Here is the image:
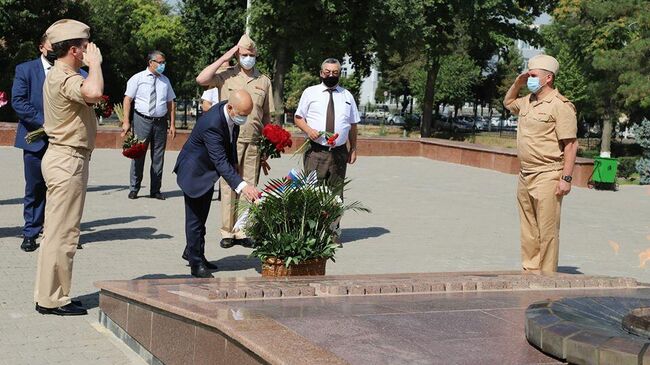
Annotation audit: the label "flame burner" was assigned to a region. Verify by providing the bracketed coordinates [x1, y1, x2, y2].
[622, 307, 650, 338]
[525, 296, 650, 365]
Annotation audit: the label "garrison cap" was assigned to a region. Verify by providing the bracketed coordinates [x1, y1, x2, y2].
[528, 54, 559, 75]
[237, 33, 256, 51]
[46, 19, 90, 44]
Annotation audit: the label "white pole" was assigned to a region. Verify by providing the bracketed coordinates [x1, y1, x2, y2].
[245, 0, 252, 34]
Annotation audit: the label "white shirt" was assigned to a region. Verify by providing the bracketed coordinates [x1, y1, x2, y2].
[201, 87, 219, 108]
[124, 69, 176, 118]
[40, 55, 52, 76]
[295, 83, 360, 147]
[222, 104, 247, 194]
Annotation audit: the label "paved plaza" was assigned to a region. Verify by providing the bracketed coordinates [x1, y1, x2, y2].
[0, 146, 649, 364]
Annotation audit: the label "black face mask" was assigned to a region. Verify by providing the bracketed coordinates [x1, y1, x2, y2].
[322, 76, 339, 88]
[45, 51, 57, 65]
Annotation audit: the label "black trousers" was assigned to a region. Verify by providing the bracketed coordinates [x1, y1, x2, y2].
[183, 188, 213, 266]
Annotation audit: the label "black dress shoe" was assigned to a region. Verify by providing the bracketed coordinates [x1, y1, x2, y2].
[20, 237, 39, 252]
[36, 303, 87, 316]
[128, 191, 138, 199]
[77, 243, 83, 249]
[220, 238, 235, 248]
[191, 263, 214, 278]
[150, 192, 165, 200]
[235, 238, 256, 248]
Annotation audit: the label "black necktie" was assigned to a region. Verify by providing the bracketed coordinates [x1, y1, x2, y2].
[326, 89, 335, 133]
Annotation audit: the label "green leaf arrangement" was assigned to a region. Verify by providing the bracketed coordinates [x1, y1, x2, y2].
[245, 171, 370, 267]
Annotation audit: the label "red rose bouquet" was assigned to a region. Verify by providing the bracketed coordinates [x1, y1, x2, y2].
[259, 124, 292, 175]
[94, 95, 113, 118]
[261, 124, 292, 158]
[122, 132, 148, 159]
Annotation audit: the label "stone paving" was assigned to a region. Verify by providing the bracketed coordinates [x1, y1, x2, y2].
[0, 146, 649, 364]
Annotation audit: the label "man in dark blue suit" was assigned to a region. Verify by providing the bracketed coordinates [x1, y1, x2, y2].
[174, 90, 260, 278]
[11, 35, 58, 252]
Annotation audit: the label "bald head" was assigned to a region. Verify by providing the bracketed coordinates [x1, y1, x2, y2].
[227, 90, 253, 123]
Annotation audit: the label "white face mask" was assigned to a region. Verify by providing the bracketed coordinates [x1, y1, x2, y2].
[239, 55, 256, 70]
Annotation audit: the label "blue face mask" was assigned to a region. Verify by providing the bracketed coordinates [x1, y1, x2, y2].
[233, 115, 247, 125]
[155, 63, 165, 74]
[527, 76, 542, 94]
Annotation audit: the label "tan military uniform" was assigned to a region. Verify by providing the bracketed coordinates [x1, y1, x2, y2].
[34, 60, 96, 308]
[214, 65, 274, 238]
[506, 88, 577, 272]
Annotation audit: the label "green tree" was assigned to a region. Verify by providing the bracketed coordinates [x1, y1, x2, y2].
[433, 53, 481, 116]
[0, 0, 88, 120]
[179, 0, 247, 87]
[87, 0, 192, 102]
[543, 0, 648, 153]
[372, 0, 552, 137]
[248, 0, 374, 115]
[283, 65, 318, 111]
[493, 43, 524, 117]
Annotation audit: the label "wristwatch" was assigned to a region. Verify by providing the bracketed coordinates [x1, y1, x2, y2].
[561, 175, 572, 183]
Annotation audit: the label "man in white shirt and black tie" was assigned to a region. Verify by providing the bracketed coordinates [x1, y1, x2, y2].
[294, 58, 360, 244]
[121, 50, 176, 200]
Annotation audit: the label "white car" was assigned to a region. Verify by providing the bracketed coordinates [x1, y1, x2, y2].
[387, 115, 405, 125]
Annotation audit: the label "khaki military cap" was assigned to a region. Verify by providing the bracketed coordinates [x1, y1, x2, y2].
[237, 33, 256, 51]
[528, 54, 559, 74]
[46, 19, 90, 44]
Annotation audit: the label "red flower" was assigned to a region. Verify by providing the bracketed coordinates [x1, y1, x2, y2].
[260, 124, 293, 162]
[0, 91, 8, 108]
[326, 133, 339, 146]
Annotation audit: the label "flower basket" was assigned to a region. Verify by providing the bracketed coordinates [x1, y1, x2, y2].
[244, 170, 369, 277]
[261, 257, 327, 277]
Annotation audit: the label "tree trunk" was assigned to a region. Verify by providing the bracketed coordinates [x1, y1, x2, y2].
[600, 113, 613, 154]
[271, 43, 289, 123]
[420, 58, 440, 138]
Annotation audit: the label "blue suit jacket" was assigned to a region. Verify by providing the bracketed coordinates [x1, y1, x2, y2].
[11, 58, 87, 152]
[174, 101, 244, 198]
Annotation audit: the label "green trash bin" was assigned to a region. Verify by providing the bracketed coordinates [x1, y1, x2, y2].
[592, 157, 618, 184]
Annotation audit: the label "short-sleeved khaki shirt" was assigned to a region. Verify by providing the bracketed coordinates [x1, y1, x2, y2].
[506, 89, 577, 173]
[213, 66, 274, 143]
[43, 61, 97, 151]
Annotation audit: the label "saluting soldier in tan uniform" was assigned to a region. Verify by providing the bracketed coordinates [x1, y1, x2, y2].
[34, 19, 104, 316]
[503, 54, 579, 273]
[196, 34, 274, 249]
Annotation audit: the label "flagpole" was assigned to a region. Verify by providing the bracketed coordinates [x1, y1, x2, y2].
[246, 0, 252, 34]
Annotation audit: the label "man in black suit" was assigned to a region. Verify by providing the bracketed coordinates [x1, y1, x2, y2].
[174, 90, 260, 278]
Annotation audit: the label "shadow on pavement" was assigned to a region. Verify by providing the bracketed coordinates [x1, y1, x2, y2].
[558, 266, 584, 274]
[341, 226, 390, 244]
[76, 291, 100, 310]
[135, 273, 195, 280]
[164, 189, 184, 199]
[79, 227, 173, 245]
[213, 254, 262, 273]
[0, 226, 22, 239]
[87, 184, 129, 193]
[81, 215, 155, 231]
[0, 197, 23, 205]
